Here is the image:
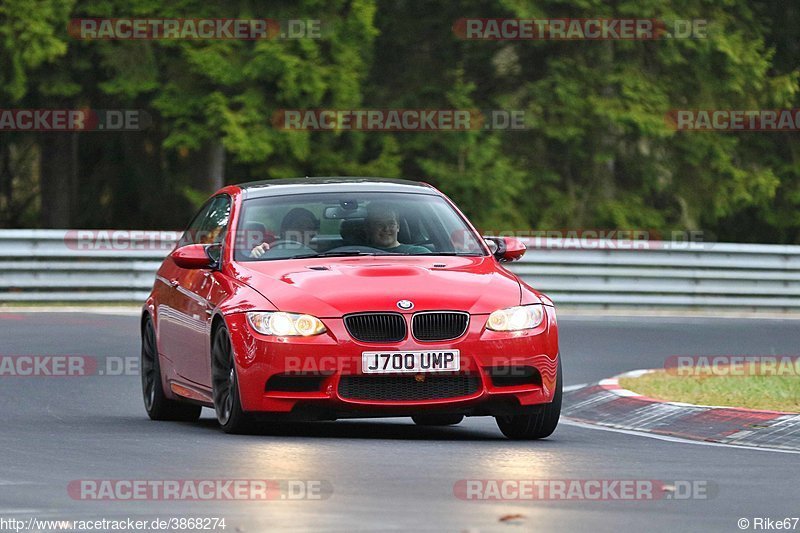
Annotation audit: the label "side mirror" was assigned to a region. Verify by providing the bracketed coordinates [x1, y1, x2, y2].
[171, 244, 220, 269]
[484, 236, 526, 262]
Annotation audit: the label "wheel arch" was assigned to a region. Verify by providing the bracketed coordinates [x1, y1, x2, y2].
[211, 312, 227, 340]
[141, 309, 152, 332]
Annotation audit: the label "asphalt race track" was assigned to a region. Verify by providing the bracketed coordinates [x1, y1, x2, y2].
[1, 312, 798, 532]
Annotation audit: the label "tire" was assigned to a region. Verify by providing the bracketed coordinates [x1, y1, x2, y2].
[211, 323, 254, 434]
[412, 414, 464, 426]
[141, 317, 202, 422]
[495, 358, 562, 440]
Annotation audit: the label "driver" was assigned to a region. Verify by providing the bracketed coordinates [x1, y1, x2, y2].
[364, 203, 430, 254]
[250, 208, 319, 258]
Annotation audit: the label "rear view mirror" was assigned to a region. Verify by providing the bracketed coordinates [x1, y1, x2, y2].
[324, 205, 367, 219]
[484, 236, 526, 262]
[171, 244, 219, 269]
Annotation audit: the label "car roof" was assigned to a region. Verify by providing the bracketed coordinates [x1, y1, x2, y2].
[236, 177, 438, 199]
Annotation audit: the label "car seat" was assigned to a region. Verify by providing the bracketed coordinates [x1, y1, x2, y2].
[340, 219, 367, 245]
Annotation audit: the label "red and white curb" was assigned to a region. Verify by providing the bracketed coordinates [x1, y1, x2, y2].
[563, 369, 800, 452]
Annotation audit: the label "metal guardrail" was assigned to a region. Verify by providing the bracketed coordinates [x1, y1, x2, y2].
[0, 230, 173, 302]
[1, 230, 799, 310]
[514, 240, 800, 309]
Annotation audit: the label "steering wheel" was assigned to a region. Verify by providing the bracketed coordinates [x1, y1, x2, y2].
[250, 239, 315, 259]
[268, 239, 308, 249]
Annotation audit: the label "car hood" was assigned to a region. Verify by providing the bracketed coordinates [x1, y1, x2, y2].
[230, 256, 531, 317]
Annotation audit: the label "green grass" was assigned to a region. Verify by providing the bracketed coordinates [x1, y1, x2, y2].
[619, 370, 800, 413]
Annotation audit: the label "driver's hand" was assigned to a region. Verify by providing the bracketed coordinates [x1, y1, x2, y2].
[250, 242, 270, 258]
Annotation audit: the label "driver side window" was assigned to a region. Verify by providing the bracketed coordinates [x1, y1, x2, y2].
[178, 195, 232, 247]
[179, 200, 215, 247]
[198, 196, 232, 245]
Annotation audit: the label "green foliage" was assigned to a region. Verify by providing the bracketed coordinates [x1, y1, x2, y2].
[0, 0, 74, 102]
[1, 0, 799, 242]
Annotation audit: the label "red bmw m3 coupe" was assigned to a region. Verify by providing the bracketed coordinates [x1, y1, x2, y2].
[141, 178, 561, 439]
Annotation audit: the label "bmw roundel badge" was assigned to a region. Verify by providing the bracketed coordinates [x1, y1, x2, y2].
[397, 300, 414, 310]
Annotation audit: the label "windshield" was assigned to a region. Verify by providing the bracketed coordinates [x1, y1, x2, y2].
[233, 191, 486, 261]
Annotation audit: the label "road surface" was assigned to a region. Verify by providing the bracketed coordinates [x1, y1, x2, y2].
[0, 312, 797, 532]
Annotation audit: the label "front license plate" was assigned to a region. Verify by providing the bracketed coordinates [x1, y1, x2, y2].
[361, 350, 460, 374]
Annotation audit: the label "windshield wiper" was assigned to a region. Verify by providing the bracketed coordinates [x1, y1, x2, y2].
[405, 252, 482, 256]
[317, 251, 378, 257]
[286, 251, 379, 259]
[443, 252, 482, 256]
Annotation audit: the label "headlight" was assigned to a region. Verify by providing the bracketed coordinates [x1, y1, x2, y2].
[246, 312, 327, 336]
[486, 305, 544, 331]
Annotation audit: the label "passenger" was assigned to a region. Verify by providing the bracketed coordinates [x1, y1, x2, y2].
[250, 208, 319, 258]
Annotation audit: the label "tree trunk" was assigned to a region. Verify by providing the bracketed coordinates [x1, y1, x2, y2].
[207, 138, 225, 192]
[188, 138, 226, 195]
[39, 133, 78, 228]
[0, 137, 11, 224]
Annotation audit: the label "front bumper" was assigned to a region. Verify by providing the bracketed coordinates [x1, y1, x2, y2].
[224, 307, 559, 418]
